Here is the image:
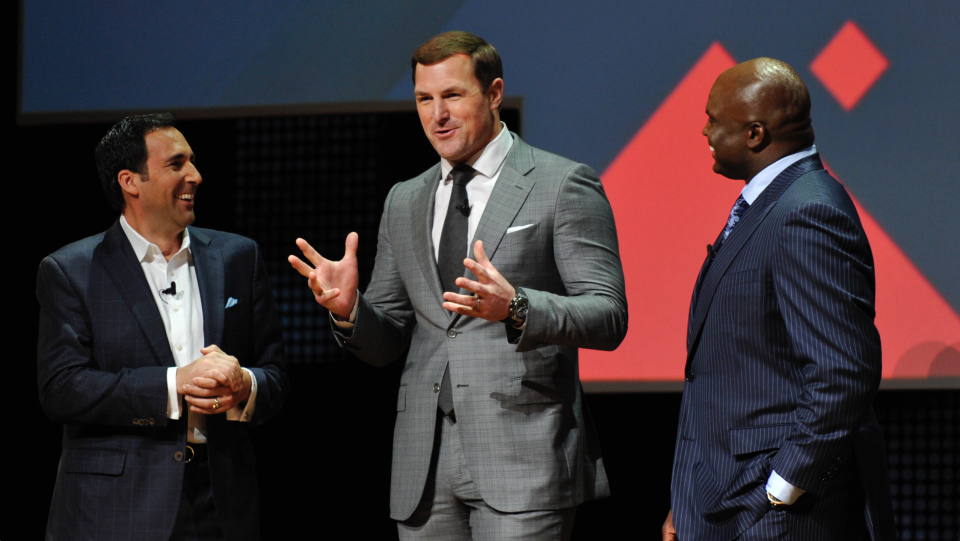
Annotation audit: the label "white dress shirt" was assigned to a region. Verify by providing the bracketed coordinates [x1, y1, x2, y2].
[738, 145, 817, 505]
[336, 122, 514, 327]
[119, 216, 257, 443]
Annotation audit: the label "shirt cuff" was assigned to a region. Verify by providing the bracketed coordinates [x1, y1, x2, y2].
[766, 470, 805, 505]
[166, 367, 182, 420]
[226, 368, 258, 422]
[331, 294, 360, 329]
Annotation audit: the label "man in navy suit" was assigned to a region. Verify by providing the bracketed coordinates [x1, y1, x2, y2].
[37, 114, 288, 540]
[662, 59, 896, 540]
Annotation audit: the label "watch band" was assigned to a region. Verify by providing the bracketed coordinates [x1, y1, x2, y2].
[767, 491, 789, 508]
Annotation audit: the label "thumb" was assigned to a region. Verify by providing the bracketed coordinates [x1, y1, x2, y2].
[344, 232, 359, 261]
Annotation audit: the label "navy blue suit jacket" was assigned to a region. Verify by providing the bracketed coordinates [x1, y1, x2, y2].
[671, 155, 897, 540]
[37, 221, 288, 541]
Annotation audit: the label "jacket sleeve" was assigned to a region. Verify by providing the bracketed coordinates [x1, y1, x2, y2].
[243, 241, 290, 425]
[769, 201, 882, 494]
[514, 163, 628, 352]
[36, 256, 170, 427]
[333, 183, 416, 366]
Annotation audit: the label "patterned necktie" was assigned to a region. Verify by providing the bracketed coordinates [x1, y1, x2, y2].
[436, 164, 475, 416]
[720, 195, 750, 243]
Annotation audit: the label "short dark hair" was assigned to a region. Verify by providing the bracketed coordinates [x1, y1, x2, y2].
[95, 113, 177, 212]
[411, 31, 503, 90]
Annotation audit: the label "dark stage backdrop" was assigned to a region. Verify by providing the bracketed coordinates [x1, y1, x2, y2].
[18, 1, 960, 389]
[12, 108, 957, 540]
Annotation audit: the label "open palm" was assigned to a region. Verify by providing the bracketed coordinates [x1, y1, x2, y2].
[288, 233, 359, 319]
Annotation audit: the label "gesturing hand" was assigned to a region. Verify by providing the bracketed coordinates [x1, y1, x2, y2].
[288, 233, 360, 319]
[442, 240, 516, 322]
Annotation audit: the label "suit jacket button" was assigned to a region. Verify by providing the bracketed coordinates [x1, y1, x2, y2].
[433, 383, 441, 392]
[148, 418, 155, 425]
[447, 329, 457, 339]
[174, 452, 184, 462]
[685, 375, 695, 382]
[133, 418, 139, 425]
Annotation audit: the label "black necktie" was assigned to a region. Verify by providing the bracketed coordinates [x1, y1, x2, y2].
[436, 164, 474, 416]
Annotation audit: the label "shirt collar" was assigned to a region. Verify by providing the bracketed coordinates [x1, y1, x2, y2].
[119, 215, 191, 262]
[440, 121, 513, 181]
[740, 145, 817, 205]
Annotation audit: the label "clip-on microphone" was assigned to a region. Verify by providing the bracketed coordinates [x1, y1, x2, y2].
[455, 203, 471, 217]
[160, 281, 177, 297]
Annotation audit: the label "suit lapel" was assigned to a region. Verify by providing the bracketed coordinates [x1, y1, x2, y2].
[412, 164, 446, 307]
[189, 227, 224, 348]
[469, 134, 537, 264]
[685, 155, 825, 367]
[97, 221, 176, 367]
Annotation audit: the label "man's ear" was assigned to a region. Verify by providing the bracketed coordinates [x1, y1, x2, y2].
[117, 170, 140, 198]
[745, 122, 768, 151]
[487, 78, 504, 112]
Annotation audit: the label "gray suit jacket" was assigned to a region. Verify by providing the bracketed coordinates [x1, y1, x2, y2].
[335, 133, 627, 519]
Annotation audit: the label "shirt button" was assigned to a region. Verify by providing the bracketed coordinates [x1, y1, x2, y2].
[174, 452, 184, 462]
[177, 345, 183, 351]
[446, 329, 458, 339]
[169, 271, 174, 276]
[433, 383, 441, 392]
[173, 306, 180, 312]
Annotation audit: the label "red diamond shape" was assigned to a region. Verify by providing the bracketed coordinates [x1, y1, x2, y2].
[810, 21, 889, 111]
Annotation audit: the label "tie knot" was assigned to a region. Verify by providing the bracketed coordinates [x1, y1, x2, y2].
[450, 164, 475, 187]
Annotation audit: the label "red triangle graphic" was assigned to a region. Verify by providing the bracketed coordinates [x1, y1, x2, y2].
[581, 43, 960, 383]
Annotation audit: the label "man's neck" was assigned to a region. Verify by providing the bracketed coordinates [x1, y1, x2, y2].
[122, 210, 184, 261]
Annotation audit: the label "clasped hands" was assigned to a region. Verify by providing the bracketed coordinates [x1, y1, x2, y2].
[176, 344, 251, 414]
[288, 233, 516, 322]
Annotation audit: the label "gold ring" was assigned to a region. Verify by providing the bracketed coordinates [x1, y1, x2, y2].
[212, 397, 220, 410]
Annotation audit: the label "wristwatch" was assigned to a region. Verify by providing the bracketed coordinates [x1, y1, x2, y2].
[766, 491, 789, 508]
[503, 290, 529, 326]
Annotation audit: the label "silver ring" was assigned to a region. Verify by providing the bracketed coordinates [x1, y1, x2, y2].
[476, 297, 482, 309]
[212, 397, 220, 410]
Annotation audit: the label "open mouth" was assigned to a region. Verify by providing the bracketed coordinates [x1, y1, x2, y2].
[177, 193, 194, 202]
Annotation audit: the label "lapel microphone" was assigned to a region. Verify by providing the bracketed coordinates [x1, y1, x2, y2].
[455, 203, 471, 217]
[160, 281, 177, 296]
[707, 244, 717, 261]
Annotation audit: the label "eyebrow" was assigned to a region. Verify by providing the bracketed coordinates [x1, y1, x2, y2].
[165, 152, 196, 165]
[415, 85, 467, 96]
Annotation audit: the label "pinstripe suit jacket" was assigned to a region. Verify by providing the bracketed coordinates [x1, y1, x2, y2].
[671, 155, 897, 540]
[334, 133, 627, 520]
[37, 222, 288, 541]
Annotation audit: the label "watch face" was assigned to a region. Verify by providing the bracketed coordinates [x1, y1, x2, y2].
[515, 297, 529, 318]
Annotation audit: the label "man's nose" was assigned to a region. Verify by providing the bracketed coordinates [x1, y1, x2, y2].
[702, 123, 709, 137]
[433, 100, 449, 123]
[186, 163, 202, 185]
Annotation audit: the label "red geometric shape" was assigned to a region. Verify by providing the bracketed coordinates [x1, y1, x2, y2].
[580, 42, 739, 383]
[580, 43, 960, 385]
[810, 21, 889, 111]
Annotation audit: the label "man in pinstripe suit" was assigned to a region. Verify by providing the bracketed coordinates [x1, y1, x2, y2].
[290, 32, 626, 539]
[37, 114, 288, 540]
[662, 59, 896, 540]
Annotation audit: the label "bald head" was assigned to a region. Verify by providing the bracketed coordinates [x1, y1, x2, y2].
[703, 58, 815, 181]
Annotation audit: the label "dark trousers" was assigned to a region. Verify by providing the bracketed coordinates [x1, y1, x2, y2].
[171, 444, 224, 541]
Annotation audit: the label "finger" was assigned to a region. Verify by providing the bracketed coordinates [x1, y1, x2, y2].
[288, 255, 315, 277]
[314, 288, 341, 305]
[200, 368, 236, 390]
[202, 344, 224, 355]
[343, 232, 359, 260]
[463, 258, 492, 283]
[473, 240, 491, 267]
[182, 384, 219, 397]
[190, 377, 222, 389]
[442, 301, 483, 317]
[307, 272, 334, 296]
[442, 292, 482, 308]
[454, 277, 486, 296]
[296, 238, 327, 267]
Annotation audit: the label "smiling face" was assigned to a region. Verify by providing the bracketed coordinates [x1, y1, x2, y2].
[414, 54, 503, 164]
[127, 127, 202, 235]
[702, 75, 755, 181]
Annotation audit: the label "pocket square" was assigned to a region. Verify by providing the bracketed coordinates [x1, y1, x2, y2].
[225, 297, 239, 309]
[506, 223, 535, 234]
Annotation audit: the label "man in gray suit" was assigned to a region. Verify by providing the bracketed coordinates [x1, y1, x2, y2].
[290, 31, 627, 539]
